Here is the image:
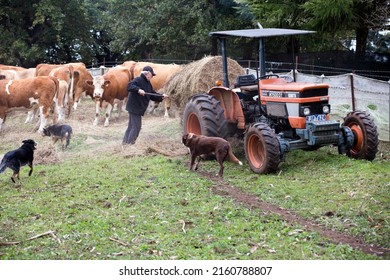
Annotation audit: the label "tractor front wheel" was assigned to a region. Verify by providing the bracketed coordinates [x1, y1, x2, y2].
[342, 111, 379, 161]
[182, 94, 228, 138]
[244, 123, 281, 174]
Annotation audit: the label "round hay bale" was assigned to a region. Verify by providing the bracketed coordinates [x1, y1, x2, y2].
[162, 56, 245, 112]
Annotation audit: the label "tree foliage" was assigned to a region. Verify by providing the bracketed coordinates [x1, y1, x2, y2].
[108, 0, 253, 61]
[0, 0, 388, 66]
[236, 0, 390, 55]
[0, 0, 97, 66]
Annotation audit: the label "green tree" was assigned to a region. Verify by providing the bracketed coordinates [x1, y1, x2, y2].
[0, 0, 98, 66]
[303, 0, 389, 56]
[0, 0, 255, 65]
[235, 0, 390, 56]
[109, 0, 253, 61]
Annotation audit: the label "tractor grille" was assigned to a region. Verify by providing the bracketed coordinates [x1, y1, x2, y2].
[267, 102, 287, 118]
[301, 88, 328, 98]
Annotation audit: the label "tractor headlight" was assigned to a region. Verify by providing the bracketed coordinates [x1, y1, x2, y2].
[303, 107, 311, 116]
[322, 105, 330, 114]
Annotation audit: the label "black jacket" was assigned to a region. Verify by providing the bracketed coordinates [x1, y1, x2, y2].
[126, 74, 163, 116]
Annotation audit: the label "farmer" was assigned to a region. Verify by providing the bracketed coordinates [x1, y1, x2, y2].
[123, 66, 168, 145]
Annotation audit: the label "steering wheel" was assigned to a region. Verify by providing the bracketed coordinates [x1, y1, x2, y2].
[279, 75, 294, 82]
[259, 74, 279, 79]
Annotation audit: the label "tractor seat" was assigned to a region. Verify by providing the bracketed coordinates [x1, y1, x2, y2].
[234, 74, 258, 93]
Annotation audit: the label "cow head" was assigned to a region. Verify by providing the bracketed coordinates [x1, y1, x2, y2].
[92, 76, 110, 99]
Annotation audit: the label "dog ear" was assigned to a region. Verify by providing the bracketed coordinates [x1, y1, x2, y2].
[182, 134, 190, 144]
[43, 127, 50, 136]
[22, 139, 35, 145]
[185, 135, 194, 146]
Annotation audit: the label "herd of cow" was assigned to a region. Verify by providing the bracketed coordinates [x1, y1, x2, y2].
[0, 61, 183, 133]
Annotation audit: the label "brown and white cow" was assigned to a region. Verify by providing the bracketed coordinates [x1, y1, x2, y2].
[36, 63, 74, 119]
[48, 65, 75, 121]
[69, 63, 95, 110]
[0, 64, 26, 71]
[36, 62, 94, 112]
[0, 76, 59, 133]
[90, 66, 131, 126]
[121, 61, 183, 118]
[0, 68, 36, 80]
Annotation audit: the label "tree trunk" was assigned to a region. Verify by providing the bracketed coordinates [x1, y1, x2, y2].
[210, 37, 218, 56]
[355, 26, 369, 58]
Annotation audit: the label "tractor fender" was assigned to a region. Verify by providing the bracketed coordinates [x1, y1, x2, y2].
[208, 86, 245, 129]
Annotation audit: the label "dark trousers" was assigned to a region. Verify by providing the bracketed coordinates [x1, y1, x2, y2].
[123, 113, 142, 144]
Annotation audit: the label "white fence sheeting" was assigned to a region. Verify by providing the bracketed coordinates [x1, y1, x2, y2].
[297, 72, 389, 142]
[89, 66, 109, 76]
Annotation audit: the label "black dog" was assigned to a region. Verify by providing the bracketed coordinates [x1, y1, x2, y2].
[0, 139, 37, 183]
[43, 124, 73, 150]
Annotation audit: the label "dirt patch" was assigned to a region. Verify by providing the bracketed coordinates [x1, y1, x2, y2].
[199, 172, 390, 258]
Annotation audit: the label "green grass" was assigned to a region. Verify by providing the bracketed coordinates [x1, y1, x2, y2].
[1, 146, 388, 260]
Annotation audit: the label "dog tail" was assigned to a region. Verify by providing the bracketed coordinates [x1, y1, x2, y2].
[228, 147, 243, 165]
[0, 158, 7, 174]
[65, 132, 71, 147]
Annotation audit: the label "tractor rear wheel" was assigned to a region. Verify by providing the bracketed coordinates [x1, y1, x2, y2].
[244, 123, 281, 174]
[342, 111, 378, 161]
[182, 94, 228, 138]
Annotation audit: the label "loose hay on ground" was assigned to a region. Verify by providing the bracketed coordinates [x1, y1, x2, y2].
[1, 99, 187, 164]
[34, 145, 61, 165]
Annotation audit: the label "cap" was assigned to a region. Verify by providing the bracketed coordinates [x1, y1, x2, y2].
[143, 66, 156, 76]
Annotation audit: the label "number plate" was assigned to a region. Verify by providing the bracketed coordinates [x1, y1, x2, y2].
[306, 114, 326, 122]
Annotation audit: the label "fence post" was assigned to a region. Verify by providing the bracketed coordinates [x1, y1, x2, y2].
[350, 73, 356, 111]
[100, 66, 106, 75]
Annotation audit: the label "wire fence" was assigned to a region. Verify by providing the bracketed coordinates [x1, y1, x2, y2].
[88, 58, 390, 81]
[264, 61, 390, 81]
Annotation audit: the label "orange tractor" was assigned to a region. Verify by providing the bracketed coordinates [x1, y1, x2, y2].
[182, 28, 379, 174]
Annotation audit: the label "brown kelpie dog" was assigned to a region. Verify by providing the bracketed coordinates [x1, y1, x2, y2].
[182, 133, 243, 177]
